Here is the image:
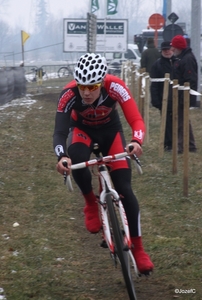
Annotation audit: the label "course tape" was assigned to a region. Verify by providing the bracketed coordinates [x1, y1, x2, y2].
[121, 64, 201, 96]
[150, 77, 201, 96]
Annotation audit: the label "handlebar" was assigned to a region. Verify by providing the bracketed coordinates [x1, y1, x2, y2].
[62, 149, 143, 192]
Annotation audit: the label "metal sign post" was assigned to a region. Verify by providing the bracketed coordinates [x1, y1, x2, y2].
[87, 13, 97, 53]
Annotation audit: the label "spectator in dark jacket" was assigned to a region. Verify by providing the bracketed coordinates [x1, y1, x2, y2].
[171, 35, 197, 153]
[150, 41, 176, 151]
[140, 38, 161, 75]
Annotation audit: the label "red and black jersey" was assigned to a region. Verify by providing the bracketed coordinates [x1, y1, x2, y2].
[53, 74, 145, 159]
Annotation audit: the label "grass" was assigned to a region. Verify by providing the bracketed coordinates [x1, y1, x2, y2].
[0, 85, 202, 300]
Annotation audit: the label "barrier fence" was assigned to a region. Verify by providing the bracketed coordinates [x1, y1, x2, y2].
[121, 61, 202, 197]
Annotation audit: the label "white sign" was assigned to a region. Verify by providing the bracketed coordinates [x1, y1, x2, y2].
[63, 18, 128, 53]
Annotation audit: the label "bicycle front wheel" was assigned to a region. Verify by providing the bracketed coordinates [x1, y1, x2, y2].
[106, 193, 137, 300]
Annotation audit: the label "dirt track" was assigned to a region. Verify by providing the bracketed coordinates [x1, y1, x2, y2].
[0, 79, 201, 300]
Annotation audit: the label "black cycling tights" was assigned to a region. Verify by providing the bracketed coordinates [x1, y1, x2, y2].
[68, 143, 141, 237]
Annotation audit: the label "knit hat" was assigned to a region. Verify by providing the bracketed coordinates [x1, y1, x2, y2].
[171, 35, 187, 49]
[161, 41, 171, 50]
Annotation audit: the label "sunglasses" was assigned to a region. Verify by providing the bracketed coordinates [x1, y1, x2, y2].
[77, 83, 102, 92]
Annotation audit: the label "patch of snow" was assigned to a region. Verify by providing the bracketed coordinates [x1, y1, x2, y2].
[0, 98, 37, 111]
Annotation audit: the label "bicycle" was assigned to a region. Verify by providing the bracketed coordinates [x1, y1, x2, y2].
[62, 144, 143, 300]
[57, 65, 73, 78]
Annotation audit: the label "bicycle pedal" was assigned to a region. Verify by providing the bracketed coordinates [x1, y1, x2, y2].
[100, 239, 108, 248]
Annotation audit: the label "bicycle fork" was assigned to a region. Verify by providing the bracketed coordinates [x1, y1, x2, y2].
[98, 168, 133, 257]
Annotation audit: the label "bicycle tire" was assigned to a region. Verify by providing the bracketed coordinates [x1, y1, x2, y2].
[106, 193, 137, 300]
[57, 67, 71, 78]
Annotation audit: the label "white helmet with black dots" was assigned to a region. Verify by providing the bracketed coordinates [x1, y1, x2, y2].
[74, 53, 108, 84]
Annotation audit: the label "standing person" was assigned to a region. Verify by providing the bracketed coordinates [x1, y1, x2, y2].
[171, 35, 197, 153]
[150, 41, 176, 151]
[140, 37, 161, 75]
[53, 53, 154, 275]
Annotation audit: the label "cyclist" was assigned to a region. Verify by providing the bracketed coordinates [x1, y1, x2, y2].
[53, 53, 154, 275]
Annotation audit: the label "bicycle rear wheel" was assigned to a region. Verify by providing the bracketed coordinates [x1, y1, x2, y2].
[57, 67, 71, 78]
[106, 193, 137, 300]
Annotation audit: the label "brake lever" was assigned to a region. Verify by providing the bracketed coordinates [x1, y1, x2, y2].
[127, 144, 143, 174]
[128, 145, 141, 162]
[62, 160, 68, 185]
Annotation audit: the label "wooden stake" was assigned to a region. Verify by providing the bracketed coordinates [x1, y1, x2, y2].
[138, 68, 145, 116]
[159, 73, 170, 157]
[144, 72, 150, 145]
[172, 80, 178, 174]
[183, 82, 190, 197]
